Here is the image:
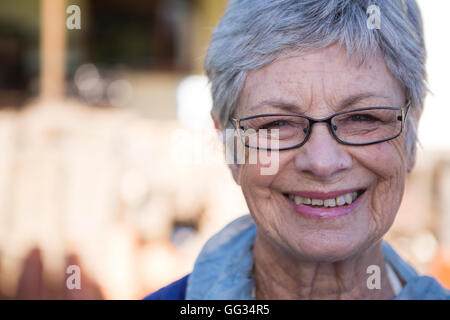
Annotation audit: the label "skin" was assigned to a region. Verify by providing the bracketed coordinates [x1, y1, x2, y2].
[212, 43, 417, 300]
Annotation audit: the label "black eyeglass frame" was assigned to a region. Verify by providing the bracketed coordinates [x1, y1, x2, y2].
[230, 101, 411, 151]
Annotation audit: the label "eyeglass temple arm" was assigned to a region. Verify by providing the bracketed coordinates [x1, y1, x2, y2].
[229, 117, 240, 130]
[404, 99, 412, 117]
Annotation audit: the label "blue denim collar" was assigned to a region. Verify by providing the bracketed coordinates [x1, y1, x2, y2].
[186, 215, 256, 299]
[186, 214, 449, 300]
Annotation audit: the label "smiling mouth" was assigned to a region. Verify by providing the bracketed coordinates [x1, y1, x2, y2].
[283, 190, 366, 208]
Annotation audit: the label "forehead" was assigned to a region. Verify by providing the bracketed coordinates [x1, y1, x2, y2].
[238, 44, 404, 115]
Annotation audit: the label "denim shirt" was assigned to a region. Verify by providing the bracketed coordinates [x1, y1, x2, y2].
[185, 214, 450, 300]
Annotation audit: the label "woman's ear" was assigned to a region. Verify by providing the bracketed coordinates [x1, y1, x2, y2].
[406, 130, 417, 173]
[211, 111, 221, 131]
[406, 105, 422, 173]
[229, 163, 242, 186]
[407, 152, 416, 173]
[211, 111, 242, 185]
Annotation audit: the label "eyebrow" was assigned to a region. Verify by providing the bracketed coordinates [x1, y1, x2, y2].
[334, 93, 389, 110]
[248, 100, 299, 113]
[247, 92, 389, 114]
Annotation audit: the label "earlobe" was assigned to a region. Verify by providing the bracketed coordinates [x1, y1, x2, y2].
[407, 158, 415, 173]
[229, 163, 242, 185]
[211, 111, 222, 131]
[407, 150, 416, 173]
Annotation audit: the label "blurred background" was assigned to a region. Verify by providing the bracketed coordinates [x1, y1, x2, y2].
[0, 0, 449, 299]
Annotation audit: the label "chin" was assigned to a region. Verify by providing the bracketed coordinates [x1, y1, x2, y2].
[292, 236, 366, 263]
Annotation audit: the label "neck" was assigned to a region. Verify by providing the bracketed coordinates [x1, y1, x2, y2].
[253, 232, 395, 300]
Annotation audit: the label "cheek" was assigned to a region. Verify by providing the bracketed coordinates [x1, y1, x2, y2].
[239, 165, 272, 196]
[353, 141, 407, 234]
[238, 148, 288, 189]
[353, 140, 407, 180]
[238, 152, 291, 213]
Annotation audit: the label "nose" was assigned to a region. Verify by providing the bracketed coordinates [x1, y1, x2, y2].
[294, 123, 352, 179]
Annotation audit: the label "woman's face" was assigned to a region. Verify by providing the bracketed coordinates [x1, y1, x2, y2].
[232, 44, 413, 262]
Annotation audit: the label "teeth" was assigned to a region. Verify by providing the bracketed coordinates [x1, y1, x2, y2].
[288, 191, 361, 207]
[327, 198, 336, 207]
[336, 195, 346, 206]
[323, 199, 336, 207]
[344, 193, 352, 205]
[294, 196, 303, 205]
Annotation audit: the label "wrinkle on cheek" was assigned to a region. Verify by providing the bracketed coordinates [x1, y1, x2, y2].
[240, 163, 288, 246]
[369, 177, 399, 236]
[240, 164, 275, 211]
[367, 141, 407, 238]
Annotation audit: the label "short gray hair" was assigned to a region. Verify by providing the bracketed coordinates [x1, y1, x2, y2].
[205, 0, 426, 156]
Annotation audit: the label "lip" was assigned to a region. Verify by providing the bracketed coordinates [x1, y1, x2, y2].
[285, 189, 366, 219]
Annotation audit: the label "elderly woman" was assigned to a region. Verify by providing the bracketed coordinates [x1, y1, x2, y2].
[146, 0, 450, 300]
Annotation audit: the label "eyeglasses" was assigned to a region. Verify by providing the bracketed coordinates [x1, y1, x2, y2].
[230, 102, 410, 151]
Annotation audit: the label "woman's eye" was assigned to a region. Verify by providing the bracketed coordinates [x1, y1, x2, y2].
[261, 120, 287, 129]
[348, 114, 379, 122]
